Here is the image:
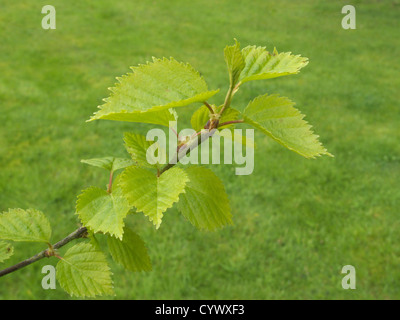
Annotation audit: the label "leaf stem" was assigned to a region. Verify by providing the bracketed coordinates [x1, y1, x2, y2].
[107, 170, 114, 193]
[0, 226, 88, 278]
[203, 101, 214, 114]
[219, 81, 241, 116]
[170, 126, 179, 138]
[220, 86, 233, 116]
[218, 119, 244, 127]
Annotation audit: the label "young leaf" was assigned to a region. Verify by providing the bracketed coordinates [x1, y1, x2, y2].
[88, 58, 219, 125]
[243, 94, 332, 158]
[107, 227, 152, 272]
[89, 108, 177, 127]
[76, 182, 131, 239]
[0, 208, 52, 243]
[240, 46, 308, 83]
[124, 132, 166, 169]
[81, 157, 135, 172]
[56, 242, 114, 297]
[0, 241, 14, 263]
[191, 105, 210, 131]
[120, 166, 188, 229]
[177, 166, 232, 231]
[224, 39, 245, 87]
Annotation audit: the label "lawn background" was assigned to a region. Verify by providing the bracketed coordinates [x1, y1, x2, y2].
[0, 0, 399, 299]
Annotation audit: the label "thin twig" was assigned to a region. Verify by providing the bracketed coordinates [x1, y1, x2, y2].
[0, 227, 87, 278]
[219, 86, 233, 116]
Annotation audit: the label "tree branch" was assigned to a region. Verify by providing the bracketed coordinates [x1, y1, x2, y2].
[0, 226, 88, 278]
[0, 67, 242, 278]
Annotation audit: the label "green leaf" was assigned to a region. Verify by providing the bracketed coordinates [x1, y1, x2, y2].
[89, 108, 177, 127]
[239, 46, 308, 83]
[243, 94, 332, 158]
[177, 166, 232, 231]
[124, 132, 166, 169]
[224, 39, 245, 86]
[0, 208, 51, 243]
[56, 242, 114, 297]
[191, 105, 210, 131]
[81, 157, 135, 172]
[76, 182, 131, 239]
[88, 58, 219, 125]
[87, 231, 102, 251]
[107, 226, 152, 272]
[0, 241, 14, 263]
[120, 166, 188, 228]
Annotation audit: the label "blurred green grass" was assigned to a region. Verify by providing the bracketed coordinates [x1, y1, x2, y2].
[0, 0, 399, 299]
